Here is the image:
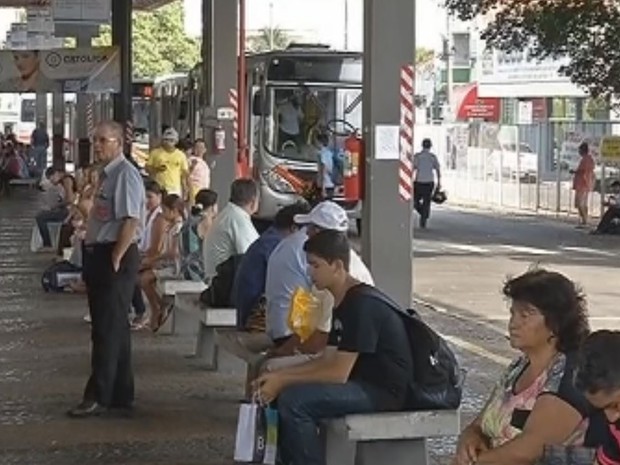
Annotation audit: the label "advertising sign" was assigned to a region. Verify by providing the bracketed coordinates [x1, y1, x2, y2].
[600, 136, 620, 163]
[0, 47, 120, 94]
[478, 48, 587, 98]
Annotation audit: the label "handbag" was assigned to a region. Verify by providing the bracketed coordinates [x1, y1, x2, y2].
[233, 401, 278, 464]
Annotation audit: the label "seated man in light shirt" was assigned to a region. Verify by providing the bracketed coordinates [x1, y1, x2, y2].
[263, 201, 373, 372]
[202, 179, 259, 283]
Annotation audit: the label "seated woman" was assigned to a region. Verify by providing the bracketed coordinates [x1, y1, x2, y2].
[138, 193, 185, 333]
[178, 188, 218, 282]
[34, 167, 77, 250]
[453, 268, 591, 465]
[130, 180, 164, 330]
[56, 166, 99, 258]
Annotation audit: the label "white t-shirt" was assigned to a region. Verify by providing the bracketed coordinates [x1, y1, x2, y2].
[279, 101, 303, 136]
[202, 203, 259, 279]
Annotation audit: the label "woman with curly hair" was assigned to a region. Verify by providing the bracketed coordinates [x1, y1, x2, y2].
[453, 268, 591, 465]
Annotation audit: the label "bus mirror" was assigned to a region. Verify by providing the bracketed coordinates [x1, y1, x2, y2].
[253, 92, 269, 116]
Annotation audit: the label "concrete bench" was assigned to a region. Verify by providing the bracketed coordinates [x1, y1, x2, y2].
[325, 409, 460, 465]
[173, 292, 236, 370]
[155, 279, 207, 335]
[9, 178, 38, 189]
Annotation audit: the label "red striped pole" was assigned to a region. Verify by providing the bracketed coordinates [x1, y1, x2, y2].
[229, 88, 238, 142]
[399, 64, 414, 202]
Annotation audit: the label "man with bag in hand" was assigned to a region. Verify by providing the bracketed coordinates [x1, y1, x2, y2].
[253, 230, 412, 465]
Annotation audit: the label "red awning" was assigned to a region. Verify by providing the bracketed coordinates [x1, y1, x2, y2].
[454, 83, 501, 122]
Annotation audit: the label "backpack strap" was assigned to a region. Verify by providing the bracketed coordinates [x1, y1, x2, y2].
[350, 284, 403, 313]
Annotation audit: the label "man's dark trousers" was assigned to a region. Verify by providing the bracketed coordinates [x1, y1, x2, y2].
[414, 181, 434, 226]
[82, 242, 139, 408]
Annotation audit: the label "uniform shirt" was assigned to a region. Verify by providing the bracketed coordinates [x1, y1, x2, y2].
[265, 229, 312, 340]
[265, 229, 374, 340]
[146, 147, 189, 195]
[328, 283, 413, 411]
[413, 149, 440, 183]
[202, 203, 259, 279]
[279, 101, 303, 136]
[85, 155, 146, 245]
[319, 147, 335, 189]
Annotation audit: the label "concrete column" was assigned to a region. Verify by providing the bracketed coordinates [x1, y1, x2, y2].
[208, 0, 238, 202]
[76, 32, 92, 168]
[112, 0, 133, 157]
[52, 92, 65, 169]
[35, 93, 47, 127]
[361, 0, 415, 307]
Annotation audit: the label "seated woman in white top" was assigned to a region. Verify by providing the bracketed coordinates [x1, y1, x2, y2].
[130, 180, 163, 330]
[139, 193, 185, 333]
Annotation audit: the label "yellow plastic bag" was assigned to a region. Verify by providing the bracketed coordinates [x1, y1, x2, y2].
[287, 287, 321, 342]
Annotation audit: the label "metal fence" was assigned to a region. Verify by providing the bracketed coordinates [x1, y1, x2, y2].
[414, 120, 620, 218]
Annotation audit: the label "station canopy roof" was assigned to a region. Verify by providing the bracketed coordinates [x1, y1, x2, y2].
[0, 0, 173, 11]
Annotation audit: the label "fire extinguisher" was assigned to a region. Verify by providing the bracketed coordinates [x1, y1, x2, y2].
[343, 133, 364, 201]
[213, 124, 226, 154]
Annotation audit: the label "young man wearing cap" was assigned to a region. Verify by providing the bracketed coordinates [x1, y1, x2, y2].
[145, 127, 189, 197]
[263, 201, 373, 370]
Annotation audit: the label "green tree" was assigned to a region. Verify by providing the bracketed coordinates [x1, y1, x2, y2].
[93, 0, 200, 78]
[416, 47, 435, 74]
[247, 27, 292, 53]
[444, 0, 620, 101]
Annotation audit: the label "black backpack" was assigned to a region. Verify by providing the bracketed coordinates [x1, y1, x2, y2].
[41, 260, 82, 293]
[354, 285, 463, 410]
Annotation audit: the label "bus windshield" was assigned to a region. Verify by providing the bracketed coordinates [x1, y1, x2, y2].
[263, 84, 362, 163]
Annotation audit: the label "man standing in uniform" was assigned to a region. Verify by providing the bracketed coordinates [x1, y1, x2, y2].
[68, 121, 145, 418]
[412, 138, 441, 229]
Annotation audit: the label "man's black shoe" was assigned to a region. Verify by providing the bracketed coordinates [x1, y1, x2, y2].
[67, 401, 108, 418]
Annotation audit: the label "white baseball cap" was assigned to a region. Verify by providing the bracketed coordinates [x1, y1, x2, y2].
[162, 127, 179, 142]
[294, 201, 349, 232]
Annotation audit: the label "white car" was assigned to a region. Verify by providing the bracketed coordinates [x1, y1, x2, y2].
[487, 142, 538, 181]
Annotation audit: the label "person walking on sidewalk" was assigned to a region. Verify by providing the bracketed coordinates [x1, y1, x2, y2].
[571, 142, 595, 229]
[67, 121, 145, 418]
[413, 138, 441, 229]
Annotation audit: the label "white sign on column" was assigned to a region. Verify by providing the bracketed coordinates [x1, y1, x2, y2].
[52, 0, 111, 24]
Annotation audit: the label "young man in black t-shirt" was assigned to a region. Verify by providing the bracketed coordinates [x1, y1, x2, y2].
[576, 330, 620, 465]
[253, 230, 412, 465]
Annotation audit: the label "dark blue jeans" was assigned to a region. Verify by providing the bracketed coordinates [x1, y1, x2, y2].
[35, 207, 69, 247]
[277, 382, 375, 465]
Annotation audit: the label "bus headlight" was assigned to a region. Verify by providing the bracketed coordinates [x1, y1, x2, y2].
[262, 169, 296, 194]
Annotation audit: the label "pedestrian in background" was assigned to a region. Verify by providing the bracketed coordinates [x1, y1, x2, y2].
[413, 138, 441, 229]
[68, 120, 145, 418]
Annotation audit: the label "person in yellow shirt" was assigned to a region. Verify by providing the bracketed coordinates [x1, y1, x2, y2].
[145, 128, 189, 197]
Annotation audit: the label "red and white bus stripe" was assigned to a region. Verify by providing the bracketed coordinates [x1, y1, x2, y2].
[399, 64, 415, 202]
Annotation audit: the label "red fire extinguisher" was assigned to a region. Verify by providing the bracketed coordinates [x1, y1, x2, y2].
[343, 133, 364, 201]
[213, 124, 226, 154]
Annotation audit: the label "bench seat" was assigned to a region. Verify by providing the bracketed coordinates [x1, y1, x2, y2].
[325, 409, 460, 465]
[9, 178, 38, 189]
[173, 292, 236, 370]
[156, 279, 207, 297]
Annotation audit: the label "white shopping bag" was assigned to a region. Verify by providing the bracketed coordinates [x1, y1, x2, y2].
[30, 225, 43, 252]
[233, 403, 278, 464]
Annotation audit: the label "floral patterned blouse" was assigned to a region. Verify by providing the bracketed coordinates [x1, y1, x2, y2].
[479, 352, 590, 448]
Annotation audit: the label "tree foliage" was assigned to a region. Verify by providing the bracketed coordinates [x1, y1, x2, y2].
[247, 27, 292, 53]
[93, 0, 200, 79]
[416, 47, 435, 74]
[444, 0, 620, 101]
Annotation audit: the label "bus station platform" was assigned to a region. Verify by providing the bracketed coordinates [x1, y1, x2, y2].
[0, 192, 455, 465]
